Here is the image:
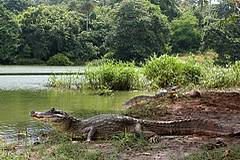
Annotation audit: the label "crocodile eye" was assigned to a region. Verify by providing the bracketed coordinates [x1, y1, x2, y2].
[50, 108, 55, 112]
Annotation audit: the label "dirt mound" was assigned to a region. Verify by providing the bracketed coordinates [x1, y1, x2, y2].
[124, 91, 240, 160]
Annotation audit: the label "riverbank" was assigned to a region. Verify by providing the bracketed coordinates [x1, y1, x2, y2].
[1, 89, 240, 160]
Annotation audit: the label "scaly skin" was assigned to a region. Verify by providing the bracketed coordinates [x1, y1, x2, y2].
[123, 86, 179, 108]
[31, 108, 237, 142]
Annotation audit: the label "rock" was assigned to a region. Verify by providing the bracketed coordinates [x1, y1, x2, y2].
[187, 90, 201, 98]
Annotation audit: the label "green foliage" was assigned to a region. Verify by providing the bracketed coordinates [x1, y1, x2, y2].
[18, 5, 97, 63]
[112, 132, 147, 151]
[0, 0, 239, 65]
[201, 61, 240, 89]
[85, 61, 142, 90]
[0, 131, 117, 160]
[149, 0, 180, 20]
[0, 5, 20, 64]
[143, 55, 203, 88]
[171, 11, 201, 53]
[48, 55, 240, 90]
[48, 73, 83, 89]
[89, 6, 114, 57]
[203, 17, 240, 64]
[47, 54, 73, 66]
[0, 0, 33, 13]
[46, 142, 105, 160]
[185, 145, 240, 160]
[108, 0, 170, 61]
[203, 1, 240, 64]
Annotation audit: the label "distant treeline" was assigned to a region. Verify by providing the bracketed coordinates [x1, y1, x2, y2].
[0, 0, 239, 65]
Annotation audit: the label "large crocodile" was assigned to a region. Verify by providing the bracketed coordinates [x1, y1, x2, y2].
[31, 108, 238, 142]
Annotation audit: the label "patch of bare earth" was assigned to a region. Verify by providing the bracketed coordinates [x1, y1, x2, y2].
[122, 91, 240, 160]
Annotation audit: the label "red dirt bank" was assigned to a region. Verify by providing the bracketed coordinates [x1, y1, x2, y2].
[123, 91, 240, 160]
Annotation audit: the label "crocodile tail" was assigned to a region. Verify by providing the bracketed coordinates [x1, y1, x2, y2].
[231, 131, 240, 137]
[195, 119, 235, 136]
[137, 118, 235, 136]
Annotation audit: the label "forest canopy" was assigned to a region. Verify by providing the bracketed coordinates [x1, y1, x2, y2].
[0, 0, 239, 65]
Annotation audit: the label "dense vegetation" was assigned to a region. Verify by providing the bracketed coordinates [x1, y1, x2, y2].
[0, 0, 239, 65]
[49, 55, 240, 91]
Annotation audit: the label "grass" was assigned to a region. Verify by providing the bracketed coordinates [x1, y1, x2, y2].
[185, 145, 240, 160]
[112, 132, 148, 151]
[0, 131, 119, 160]
[47, 73, 85, 90]
[0, 130, 149, 160]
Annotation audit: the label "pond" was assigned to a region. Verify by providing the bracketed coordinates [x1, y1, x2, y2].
[0, 65, 85, 90]
[0, 66, 147, 143]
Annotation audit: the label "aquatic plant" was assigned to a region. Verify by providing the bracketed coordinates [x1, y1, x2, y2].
[85, 61, 143, 91]
[47, 73, 85, 89]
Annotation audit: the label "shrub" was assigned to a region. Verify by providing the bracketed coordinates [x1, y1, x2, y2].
[202, 61, 240, 88]
[47, 54, 73, 66]
[85, 61, 142, 90]
[143, 55, 203, 88]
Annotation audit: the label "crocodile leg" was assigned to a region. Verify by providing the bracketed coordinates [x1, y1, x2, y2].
[134, 123, 159, 143]
[82, 126, 96, 142]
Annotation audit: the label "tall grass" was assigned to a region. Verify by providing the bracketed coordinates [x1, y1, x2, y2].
[85, 61, 143, 91]
[201, 61, 240, 88]
[47, 73, 84, 89]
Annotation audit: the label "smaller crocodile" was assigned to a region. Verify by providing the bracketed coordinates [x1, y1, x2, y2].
[123, 86, 179, 108]
[31, 108, 238, 142]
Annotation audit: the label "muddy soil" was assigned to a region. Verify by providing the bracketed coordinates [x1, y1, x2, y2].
[123, 91, 240, 160]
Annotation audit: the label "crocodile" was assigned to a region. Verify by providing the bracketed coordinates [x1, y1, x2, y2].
[123, 86, 179, 108]
[30, 108, 239, 142]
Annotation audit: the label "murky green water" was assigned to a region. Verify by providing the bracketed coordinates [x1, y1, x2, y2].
[0, 89, 146, 143]
[0, 66, 149, 143]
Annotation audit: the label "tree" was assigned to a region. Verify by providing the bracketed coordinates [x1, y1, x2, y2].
[0, 0, 33, 13]
[171, 11, 201, 53]
[18, 5, 97, 63]
[85, 6, 114, 57]
[149, 0, 180, 20]
[0, 5, 20, 64]
[203, 0, 240, 63]
[67, 0, 96, 31]
[203, 17, 240, 63]
[215, 0, 240, 19]
[108, 0, 170, 61]
[80, 0, 96, 31]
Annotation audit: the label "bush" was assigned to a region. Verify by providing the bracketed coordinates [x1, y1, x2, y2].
[143, 55, 203, 88]
[202, 61, 240, 88]
[47, 54, 73, 66]
[85, 61, 142, 90]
